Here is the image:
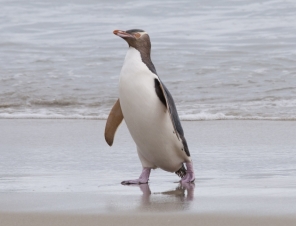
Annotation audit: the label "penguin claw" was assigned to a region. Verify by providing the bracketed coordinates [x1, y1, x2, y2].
[180, 174, 195, 183]
[121, 167, 151, 185]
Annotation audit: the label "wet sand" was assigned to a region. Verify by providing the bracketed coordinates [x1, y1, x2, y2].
[1, 212, 296, 226]
[0, 119, 296, 225]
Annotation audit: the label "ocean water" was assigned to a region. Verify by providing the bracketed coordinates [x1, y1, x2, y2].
[1, 0, 296, 120]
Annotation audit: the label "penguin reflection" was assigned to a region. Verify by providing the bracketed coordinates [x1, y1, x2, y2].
[134, 183, 195, 211]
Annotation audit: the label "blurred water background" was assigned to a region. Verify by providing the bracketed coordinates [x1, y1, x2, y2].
[1, 0, 296, 120]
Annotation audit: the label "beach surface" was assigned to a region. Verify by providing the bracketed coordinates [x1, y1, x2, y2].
[1, 119, 296, 225]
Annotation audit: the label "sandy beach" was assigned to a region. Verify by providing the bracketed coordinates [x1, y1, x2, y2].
[0, 119, 296, 225]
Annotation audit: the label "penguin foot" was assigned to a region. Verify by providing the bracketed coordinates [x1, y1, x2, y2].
[180, 162, 195, 183]
[121, 167, 151, 185]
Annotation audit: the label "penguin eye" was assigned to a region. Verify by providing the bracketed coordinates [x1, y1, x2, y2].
[134, 33, 141, 38]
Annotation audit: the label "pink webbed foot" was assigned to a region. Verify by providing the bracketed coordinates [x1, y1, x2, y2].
[121, 168, 151, 185]
[181, 162, 195, 183]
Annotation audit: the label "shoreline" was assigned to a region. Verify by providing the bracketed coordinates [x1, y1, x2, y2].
[1, 117, 296, 121]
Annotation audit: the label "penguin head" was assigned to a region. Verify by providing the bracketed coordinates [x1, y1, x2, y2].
[113, 29, 151, 53]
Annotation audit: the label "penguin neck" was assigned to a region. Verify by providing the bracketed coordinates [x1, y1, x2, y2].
[128, 47, 157, 75]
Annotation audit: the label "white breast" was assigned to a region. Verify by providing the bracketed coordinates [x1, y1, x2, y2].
[119, 47, 188, 172]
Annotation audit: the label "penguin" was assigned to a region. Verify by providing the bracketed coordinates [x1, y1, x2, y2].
[105, 29, 195, 184]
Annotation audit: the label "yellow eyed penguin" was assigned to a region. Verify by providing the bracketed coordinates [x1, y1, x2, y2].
[105, 29, 195, 184]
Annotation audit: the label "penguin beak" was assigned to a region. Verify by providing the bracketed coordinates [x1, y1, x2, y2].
[113, 30, 135, 39]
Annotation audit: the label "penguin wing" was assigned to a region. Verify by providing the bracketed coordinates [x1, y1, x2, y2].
[154, 79, 190, 157]
[104, 99, 124, 146]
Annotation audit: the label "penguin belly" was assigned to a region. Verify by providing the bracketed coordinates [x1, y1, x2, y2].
[119, 47, 188, 172]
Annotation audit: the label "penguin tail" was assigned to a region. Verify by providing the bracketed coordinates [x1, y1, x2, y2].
[175, 163, 186, 178]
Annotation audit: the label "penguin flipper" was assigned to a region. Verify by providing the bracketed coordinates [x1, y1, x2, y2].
[154, 79, 191, 157]
[154, 78, 180, 140]
[105, 99, 124, 146]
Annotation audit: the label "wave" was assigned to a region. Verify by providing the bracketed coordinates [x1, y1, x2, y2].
[180, 113, 296, 121]
[1, 112, 296, 121]
[0, 113, 105, 120]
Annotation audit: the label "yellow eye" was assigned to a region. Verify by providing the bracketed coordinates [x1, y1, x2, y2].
[134, 33, 141, 38]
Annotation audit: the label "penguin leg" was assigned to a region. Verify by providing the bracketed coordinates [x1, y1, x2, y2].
[121, 147, 155, 185]
[121, 167, 151, 185]
[180, 162, 195, 183]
